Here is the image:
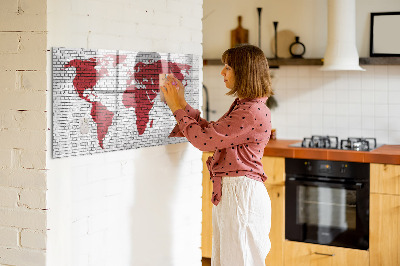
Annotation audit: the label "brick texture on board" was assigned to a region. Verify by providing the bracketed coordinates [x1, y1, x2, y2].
[52, 47, 200, 158]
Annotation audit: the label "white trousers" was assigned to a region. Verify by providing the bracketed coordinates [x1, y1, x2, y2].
[212, 176, 272, 266]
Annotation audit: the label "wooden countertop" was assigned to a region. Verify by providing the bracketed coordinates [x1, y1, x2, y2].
[263, 139, 400, 165]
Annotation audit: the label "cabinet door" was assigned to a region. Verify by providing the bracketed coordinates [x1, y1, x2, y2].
[370, 163, 400, 195]
[202, 152, 213, 258]
[370, 193, 400, 266]
[264, 184, 284, 266]
[284, 241, 369, 266]
[261, 156, 285, 185]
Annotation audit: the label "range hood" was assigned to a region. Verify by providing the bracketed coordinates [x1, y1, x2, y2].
[320, 0, 365, 71]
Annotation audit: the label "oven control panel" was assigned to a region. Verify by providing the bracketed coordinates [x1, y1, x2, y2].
[286, 158, 369, 180]
[318, 162, 332, 173]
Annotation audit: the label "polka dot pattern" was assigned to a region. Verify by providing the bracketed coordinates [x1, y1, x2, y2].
[169, 97, 272, 206]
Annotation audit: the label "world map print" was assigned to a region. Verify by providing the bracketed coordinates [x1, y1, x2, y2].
[52, 47, 200, 158]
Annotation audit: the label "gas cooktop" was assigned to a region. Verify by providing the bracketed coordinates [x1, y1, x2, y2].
[289, 135, 383, 151]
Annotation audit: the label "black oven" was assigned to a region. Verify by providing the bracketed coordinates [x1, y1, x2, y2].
[285, 158, 369, 250]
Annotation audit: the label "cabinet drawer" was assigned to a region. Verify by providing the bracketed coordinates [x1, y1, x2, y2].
[284, 241, 369, 266]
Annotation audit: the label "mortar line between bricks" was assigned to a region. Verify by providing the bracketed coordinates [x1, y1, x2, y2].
[0, 206, 47, 212]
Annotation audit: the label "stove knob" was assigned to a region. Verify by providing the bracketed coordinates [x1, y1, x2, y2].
[340, 164, 347, 174]
[305, 161, 312, 171]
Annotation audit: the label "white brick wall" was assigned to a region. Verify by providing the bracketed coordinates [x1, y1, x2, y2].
[0, 0, 48, 265]
[2, 0, 203, 264]
[46, 1, 203, 266]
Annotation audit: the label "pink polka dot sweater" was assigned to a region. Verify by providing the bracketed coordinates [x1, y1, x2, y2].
[169, 97, 271, 206]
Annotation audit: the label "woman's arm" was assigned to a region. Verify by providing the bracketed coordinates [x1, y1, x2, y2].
[169, 103, 214, 137]
[172, 106, 256, 152]
[163, 78, 258, 150]
[163, 75, 212, 137]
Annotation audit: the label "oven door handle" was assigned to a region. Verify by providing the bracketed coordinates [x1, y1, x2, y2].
[286, 177, 364, 189]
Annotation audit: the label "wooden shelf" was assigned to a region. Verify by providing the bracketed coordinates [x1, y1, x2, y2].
[268, 58, 323, 67]
[202, 59, 223, 66]
[203, 58, 323, 67]
[203, 57, 400, 67]
[359, 57, 400, 65]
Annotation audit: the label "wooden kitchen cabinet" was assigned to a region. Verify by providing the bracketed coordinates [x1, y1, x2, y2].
[262, 156, 285, 266]
[370, 163, 400, 266]
[284, 240, 369, 266]
[264, 184, 285, 266]
[202, 152, 213, 258]
[370, 193, 400, 266]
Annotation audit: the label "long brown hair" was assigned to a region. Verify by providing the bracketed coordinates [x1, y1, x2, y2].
[221, 44, 273, 99]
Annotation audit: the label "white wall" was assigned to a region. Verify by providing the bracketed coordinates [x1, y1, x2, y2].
[46, 0, 203, 266]
[203, 0, 400, 145]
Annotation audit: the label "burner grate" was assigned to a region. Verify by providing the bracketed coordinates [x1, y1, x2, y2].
[301, 135, 339, 149]
[340, 137, 377, 151]
[296, 136, 378, 151]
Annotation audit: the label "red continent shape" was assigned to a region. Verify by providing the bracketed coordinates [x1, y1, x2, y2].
[122, 59, 191, 136]
[90, 101, 114, 149]
[64, 58, 98, 101]
[65, 56, 125, 149]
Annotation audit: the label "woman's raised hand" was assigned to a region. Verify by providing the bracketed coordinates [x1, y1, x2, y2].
[160, 75, 185, 113]
[167, 75, 187, 108]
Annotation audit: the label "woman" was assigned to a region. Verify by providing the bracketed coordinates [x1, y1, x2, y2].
[161, 44, 273, 266]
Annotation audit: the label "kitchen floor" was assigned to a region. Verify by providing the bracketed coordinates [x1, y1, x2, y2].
[202, 257, 211, 266]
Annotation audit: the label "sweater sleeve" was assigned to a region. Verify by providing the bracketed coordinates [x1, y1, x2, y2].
[169, 103, 211, 137]
[172, 106, 256, 152]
